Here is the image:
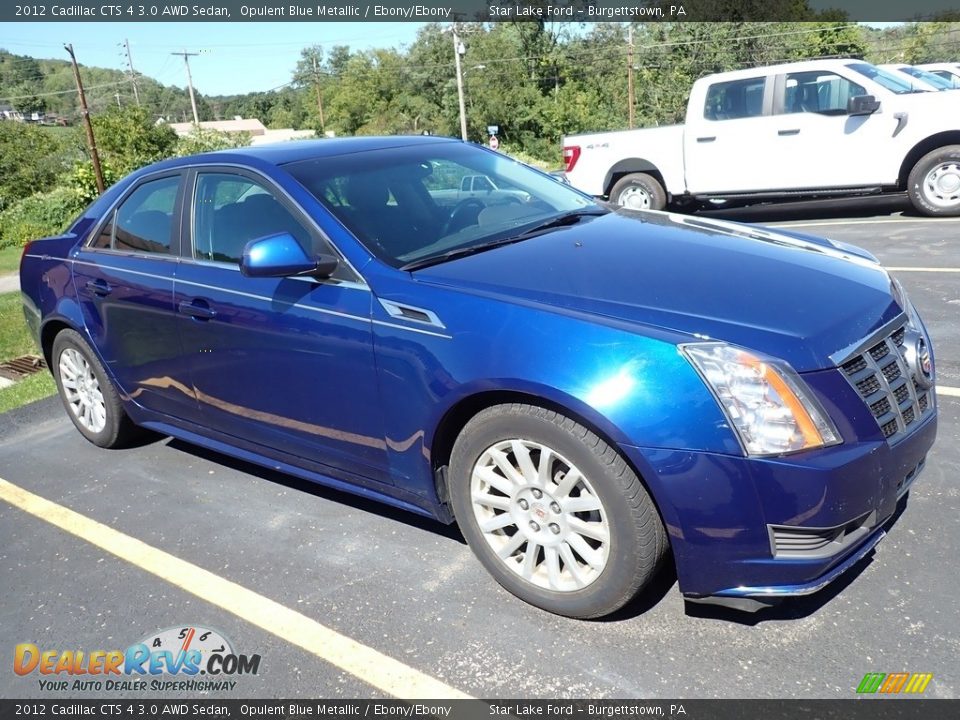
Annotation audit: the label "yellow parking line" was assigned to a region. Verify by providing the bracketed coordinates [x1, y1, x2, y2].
[938, 386, 960, 398]
[886, 267, 960, 273]
[0, 477, 471, 700]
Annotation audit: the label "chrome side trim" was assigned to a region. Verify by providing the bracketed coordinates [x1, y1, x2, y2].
[178, 257, 370, 292]
[371, 319, 452, 340]
[68, 258, 451, 340]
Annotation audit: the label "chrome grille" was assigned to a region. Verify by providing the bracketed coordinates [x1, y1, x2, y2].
[838, 320, 934, 443]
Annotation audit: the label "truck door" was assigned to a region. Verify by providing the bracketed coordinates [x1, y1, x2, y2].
[683, 75, 778, 193]
[766, 69, 895, 189]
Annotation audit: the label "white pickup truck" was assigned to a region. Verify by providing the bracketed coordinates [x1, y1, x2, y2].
[563, 59, 960, 216]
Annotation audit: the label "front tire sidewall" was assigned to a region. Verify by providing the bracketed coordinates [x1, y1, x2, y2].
[52, 330, 125, 448]
[450, 408, 661, 618]
[610, 173, 667, 212]
[908, 145, 960, 217]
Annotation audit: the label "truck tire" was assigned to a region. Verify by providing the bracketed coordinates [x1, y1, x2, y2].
[609, 173, 667, 211]
[908, 145, 960, 217]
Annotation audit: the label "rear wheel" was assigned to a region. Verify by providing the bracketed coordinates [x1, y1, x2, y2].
[52, 329, 140, 448]
[449, 403, 667, 618]
[908, 145, 960, 216]
[609, 172, 667, 211]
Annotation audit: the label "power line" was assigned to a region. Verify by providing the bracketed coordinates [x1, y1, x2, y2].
[0, 78, 131, 102]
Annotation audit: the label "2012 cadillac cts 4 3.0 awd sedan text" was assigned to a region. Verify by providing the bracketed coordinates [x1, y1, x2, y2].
[20, 137, 937, 618]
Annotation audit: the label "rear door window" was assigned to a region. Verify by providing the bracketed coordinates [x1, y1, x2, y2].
[92, 175, 180, 253]
[704, 77, 766, 120]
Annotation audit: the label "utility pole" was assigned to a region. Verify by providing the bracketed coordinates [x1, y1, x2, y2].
[172, 49, 200, 125]
[451, 26, 468, 141]
[114, 92, 122, 109]
[64, 43, 105, 195]
[123, 38, 141, 106]
[627, 26, 636, 130]
[312, 56, 325, 134]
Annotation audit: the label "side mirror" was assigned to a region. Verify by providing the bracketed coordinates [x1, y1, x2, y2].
[848, 95, 880, 116]
[240, 232, 339, 279]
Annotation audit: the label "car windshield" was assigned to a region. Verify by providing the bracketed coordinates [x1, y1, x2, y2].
[284, 142, 600, 269]
[847, 62, 921, 94]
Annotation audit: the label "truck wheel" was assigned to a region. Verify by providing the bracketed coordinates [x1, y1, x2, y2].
[609, 173, 667, 211]
[908, 145, 960, 217]
[449, 403, 667, 618]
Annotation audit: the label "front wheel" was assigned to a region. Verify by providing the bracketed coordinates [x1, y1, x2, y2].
[609, 172, 667, 211]
[449, 404, 667, 618]
[908, 145, 960, 217]
[52, 329, 141, 448]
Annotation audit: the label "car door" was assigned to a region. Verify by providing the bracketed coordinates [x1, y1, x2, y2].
[72, 171, 198, 420]
[683, 74, 778, 193]
[173, 167, 391, 485]
[767, 69, 895, 188]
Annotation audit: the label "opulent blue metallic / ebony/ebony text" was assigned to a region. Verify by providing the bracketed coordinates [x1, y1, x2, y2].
[19, 137, 937, 618]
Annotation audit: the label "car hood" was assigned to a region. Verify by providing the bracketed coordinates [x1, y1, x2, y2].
[414, 210, 902, 372]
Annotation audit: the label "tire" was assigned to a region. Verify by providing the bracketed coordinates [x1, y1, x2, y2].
[609, 172, 667, 211]
[449, 403, 667, 618]
[51, 329, 140, 448]
[908, 145, 960, 217]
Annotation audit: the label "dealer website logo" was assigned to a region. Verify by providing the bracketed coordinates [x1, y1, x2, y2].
[14, 625, 261, 693]
[856, 672, 934, 695]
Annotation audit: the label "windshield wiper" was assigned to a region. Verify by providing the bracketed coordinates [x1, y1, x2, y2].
[401, 208, 607, 271]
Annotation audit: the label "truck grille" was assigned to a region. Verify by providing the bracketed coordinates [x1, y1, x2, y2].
[839, 321, 933, 442]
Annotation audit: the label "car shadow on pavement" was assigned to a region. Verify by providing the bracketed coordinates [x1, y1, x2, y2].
[681, 495, 912, 626]
[698, 193, 915, 224]
[163, 437, 468, 545]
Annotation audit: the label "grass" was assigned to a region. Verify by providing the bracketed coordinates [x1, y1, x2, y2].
[0, 290, 56, 412]
[0, 245, 22, 276]
[0, 371, 55, 414]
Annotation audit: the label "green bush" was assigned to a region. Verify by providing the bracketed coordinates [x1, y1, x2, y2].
[173, 127, 252, 156]
[0, 187, 82, 249]
[69, 160, 121, 210]
[0, 122, 74, 212]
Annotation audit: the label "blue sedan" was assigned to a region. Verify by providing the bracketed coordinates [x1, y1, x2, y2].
[19, 136, 937, 618]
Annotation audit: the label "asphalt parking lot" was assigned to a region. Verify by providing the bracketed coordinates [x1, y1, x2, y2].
[1, 199, 958, 700]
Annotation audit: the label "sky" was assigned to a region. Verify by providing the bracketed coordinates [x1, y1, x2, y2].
[0, 22, 428, 96]
[2, 21, 906, 98]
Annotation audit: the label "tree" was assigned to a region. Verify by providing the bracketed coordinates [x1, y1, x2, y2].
[85, 106, 178, 176]
[0, 122, 70, 210]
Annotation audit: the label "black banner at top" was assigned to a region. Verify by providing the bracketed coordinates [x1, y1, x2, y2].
[3, 0, 960, 23]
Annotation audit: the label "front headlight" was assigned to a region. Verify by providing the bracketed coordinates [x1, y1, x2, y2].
[682, 343, 841, 457]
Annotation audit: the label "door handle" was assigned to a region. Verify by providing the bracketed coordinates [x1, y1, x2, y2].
[178, 299, 217, 320]
[85, 279, 112, 296]
[696, 136, 716, 143]
[778, 129, 801, 136]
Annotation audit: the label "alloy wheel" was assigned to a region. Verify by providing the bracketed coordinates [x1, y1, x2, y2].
[470, 439, 610, 592]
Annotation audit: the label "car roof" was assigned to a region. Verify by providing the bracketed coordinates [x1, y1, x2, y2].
[154, 135, 462, 171]
[693, 58, 869, 84]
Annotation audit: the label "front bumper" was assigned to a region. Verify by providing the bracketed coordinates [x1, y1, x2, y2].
[619, 407, 936, 606]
